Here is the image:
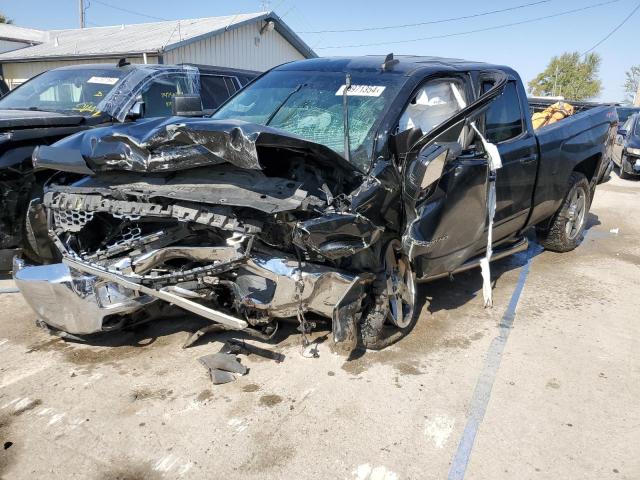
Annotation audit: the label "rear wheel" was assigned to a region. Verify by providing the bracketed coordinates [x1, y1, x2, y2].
[359, 240, 418, 350]
[537, 172, 590, 252]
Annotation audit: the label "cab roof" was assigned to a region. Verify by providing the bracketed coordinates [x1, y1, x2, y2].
[274, 55, 509, 77]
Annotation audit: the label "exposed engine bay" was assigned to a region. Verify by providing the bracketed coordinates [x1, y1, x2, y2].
[16, 119, 409, 351]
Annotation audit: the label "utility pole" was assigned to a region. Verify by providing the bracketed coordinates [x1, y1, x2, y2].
[552, 64, 559, 97]
[79, 0, 85, 28]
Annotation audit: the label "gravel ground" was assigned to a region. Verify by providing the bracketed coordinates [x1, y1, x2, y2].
[0, 173, 638, 480]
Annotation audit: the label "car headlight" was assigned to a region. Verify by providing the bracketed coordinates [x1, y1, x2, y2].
[626, 147, 640, 156]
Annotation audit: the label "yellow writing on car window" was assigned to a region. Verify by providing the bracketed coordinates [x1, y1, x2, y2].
[73, 102, 98, 113]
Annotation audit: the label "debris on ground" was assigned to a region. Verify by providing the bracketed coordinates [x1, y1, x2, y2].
[198, 352, 247, 385]
[223, 339, 286, 363]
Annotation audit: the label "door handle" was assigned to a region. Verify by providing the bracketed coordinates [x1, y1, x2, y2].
[519, 154, 538, 165]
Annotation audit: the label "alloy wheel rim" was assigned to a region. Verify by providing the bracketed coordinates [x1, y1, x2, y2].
[565, 187, 587, 240]
[385, 240, 415, 329]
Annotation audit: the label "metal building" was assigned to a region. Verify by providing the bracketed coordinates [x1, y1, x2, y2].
[0, 12, 316, 89]
[0, 24, 47, 55]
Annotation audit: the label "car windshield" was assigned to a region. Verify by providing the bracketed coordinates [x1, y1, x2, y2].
[617, 107, 640, 124]
[0, 68, 126, 116]
[212, 70, 406, 171]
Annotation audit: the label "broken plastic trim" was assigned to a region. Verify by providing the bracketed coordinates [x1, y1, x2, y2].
[292, 213, 384, 260]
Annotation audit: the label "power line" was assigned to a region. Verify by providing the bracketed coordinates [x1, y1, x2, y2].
[90, 0, 170, 22]
[582, 1, 640, 55]
[316, 0, 620, 49]
[301, 0, 552, 34]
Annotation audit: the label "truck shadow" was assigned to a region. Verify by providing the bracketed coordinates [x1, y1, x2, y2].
[424, 215, 599, 315]
[423, 246, 535, 316]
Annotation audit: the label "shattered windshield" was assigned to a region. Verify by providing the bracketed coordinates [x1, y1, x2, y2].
[212, 70, 405, 170]
[0, 68, 126, 116]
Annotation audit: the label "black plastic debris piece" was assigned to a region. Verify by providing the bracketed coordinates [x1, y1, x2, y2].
[209, 369, 236, 385]
[183, 324, 227, 349]
[198, 353, 247, 385]
[225, 339, 286, 363]
[200, 353, 247, 374]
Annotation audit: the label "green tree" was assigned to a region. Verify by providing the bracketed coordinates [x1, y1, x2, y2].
[0, 12, 12, 24]
[528, 52, 602, 101]
[623, 65, 640, 105]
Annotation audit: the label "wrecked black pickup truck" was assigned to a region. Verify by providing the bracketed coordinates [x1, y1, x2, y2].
[14, 55, 616, 351]
[0, 62, 257, 269]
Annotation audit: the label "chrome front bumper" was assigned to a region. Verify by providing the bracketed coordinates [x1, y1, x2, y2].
[14, 252, 371, 344]
[13, 258, 154, 334]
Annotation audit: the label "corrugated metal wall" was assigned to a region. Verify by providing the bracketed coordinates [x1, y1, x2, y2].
[164, 20, 305, 71]
[2, 56, 157, 89]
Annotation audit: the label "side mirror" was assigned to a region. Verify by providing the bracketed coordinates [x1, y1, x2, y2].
[618, 128, 628, 136]
[404, 143, 448, 200]
[128, 98, 144, 120]
[172, 94, 203, 117]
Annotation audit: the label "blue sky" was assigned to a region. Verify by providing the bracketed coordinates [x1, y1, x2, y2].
[3, 0, 637, 101]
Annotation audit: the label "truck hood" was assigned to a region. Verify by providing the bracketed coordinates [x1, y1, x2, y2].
[0, 109, 86, 130]
[46, 116, 360, 175]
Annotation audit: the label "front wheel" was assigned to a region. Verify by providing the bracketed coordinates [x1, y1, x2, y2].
[537, 172, 590, 252]
[359, 240, 418, 350]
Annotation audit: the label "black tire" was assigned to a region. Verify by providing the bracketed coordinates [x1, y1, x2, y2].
[537, 172, 590, 252]
[618, 157, 630, 180]
[359, 242, 418, 350]
[360, 308, 419, 350]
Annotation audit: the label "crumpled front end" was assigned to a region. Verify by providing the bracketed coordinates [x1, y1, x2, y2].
[17, 121, 393, 348]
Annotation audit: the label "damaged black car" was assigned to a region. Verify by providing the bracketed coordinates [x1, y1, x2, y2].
[0, 62, 257, 269]
[14, 55, 616, 351]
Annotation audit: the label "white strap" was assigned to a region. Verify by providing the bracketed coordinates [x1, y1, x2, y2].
[470, 123, 502, 307]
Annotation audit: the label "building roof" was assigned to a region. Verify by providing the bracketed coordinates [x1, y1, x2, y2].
[0, 24, 47, 44]
[0, 11, 316, 62]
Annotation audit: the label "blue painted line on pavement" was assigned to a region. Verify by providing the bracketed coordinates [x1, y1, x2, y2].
[448, 242, 539, 480]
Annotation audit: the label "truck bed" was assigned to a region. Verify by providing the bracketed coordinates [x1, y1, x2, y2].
[526, 101, 617, 227]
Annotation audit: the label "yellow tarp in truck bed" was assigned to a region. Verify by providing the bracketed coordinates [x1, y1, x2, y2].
[532, 101, 575, 129]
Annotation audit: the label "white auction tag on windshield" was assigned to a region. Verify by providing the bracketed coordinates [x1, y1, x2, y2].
[335, 85, 386, 97]
[87, 76, 119, 85]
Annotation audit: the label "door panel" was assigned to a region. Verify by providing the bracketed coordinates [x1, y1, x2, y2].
[405, 150, 489, 279]
[400, 70, 509, 279]
[481, 80, 538, 240]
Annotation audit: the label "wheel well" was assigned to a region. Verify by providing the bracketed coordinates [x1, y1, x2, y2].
[573, 153, 601, 183]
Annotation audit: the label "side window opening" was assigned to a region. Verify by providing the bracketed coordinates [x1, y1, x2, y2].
[481, 80, 523, 143]
[200, 75, 233, 111]
[397, 78, 475, 155]
[399, 79, 467, 136]
[223, 77, 238, 96]
[140, 74, 189, 118]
